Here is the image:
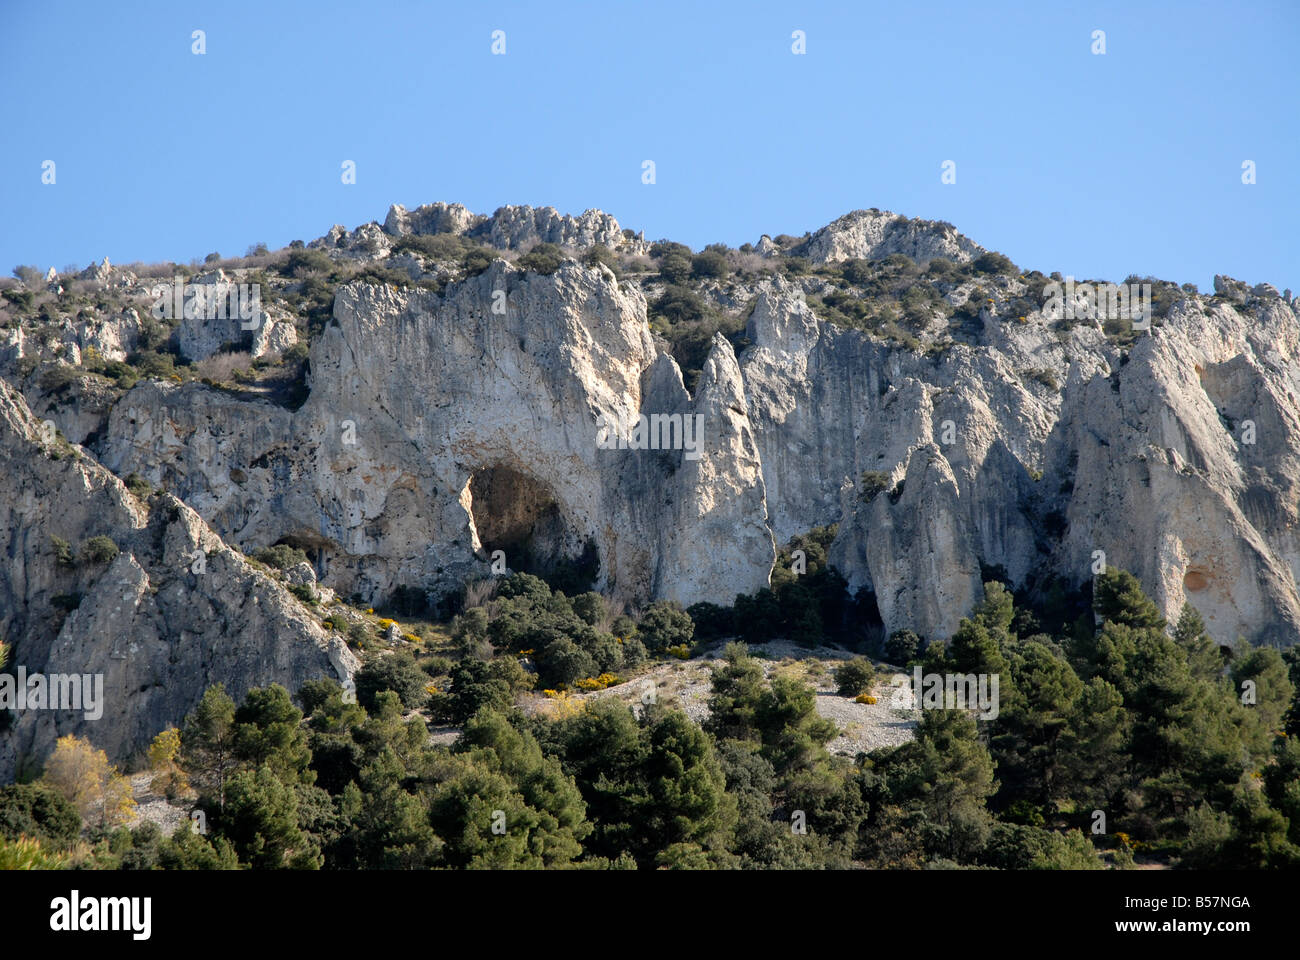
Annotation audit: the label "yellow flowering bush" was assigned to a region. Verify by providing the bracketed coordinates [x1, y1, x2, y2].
[543, 689, 585, 719]
[575, 673, 620, 691]
[666, 644, 690, 660]
[854, 693, 878, 704]
[378, 618, 396, 630]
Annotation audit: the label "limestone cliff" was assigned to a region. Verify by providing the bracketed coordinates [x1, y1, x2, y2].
[0, 378, 356, 780]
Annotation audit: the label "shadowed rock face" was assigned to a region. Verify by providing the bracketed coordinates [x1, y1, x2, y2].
[9, 203, 1300, 777]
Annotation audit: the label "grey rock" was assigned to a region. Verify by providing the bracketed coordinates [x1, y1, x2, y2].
[0, 378, 356, 779]
[796, 210, 983, 264]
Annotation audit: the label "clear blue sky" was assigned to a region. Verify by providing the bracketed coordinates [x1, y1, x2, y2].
[1, 0, 1295, 292]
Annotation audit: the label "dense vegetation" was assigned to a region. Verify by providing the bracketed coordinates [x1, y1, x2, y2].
[6, 565, 1296, 870]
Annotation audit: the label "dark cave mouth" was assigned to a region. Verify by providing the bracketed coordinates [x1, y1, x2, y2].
[464, 464, 599, 594]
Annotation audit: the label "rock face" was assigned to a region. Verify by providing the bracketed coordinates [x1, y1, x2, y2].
[834, 444, 984, 640]
[741, 274, 1047, 638]
[381, 202, 647, 255]
[383, 201, 481, 238]
[744, 269, 1300, 646]
[99, 260, 774, 611]
[78, 308, 143, 364]
[1048, 296, 1300, 647]
[0, 378, 357, 780]
[796, 210, 984, 265]
[174, 270, 292, 362]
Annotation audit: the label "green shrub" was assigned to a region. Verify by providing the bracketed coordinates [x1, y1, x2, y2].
[51, 536, 75, 568]
[444, 658, 513, 722]
[100, 360, 139, 389]
[884, 629, 921, 664]
[620, 636, 648, 668]
[352, 265, 412, 288]
[420, 655, 454, 677]
[834, 657, 876, 696]
[516, 242, 565, 275]
[12, 265, 43, 286]
[973, 251, 1017, 276]
[537, 637, 598, 688]
[691, 249, 729, 280]
[841, 259, 874, 287]
[252, 544, 309, 570]
[79, 535, 119, 565]
[650, 285, 710, 326]
[686, 601, 734, 640]
[637, 601, 694, 653]
[461, 247, 497, 276]
[355, 651, 429, 711]
[859, 470, 892, 504]
[926, 258, 958, 279]
[132, 350, 178, 381]
[582, 245, 620, 276]
[123, 472, 153, 500]
[0, 783, 81, 847]
[571, 592, 607, 627]
[657, 251, 693, 284]
[281, 248, 333, 277]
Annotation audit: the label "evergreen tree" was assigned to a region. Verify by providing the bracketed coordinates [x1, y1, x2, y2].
[221, 764, 318, 869]
[1172, 602, 1223, 682]
[705, 642, 766, 743]
[181, 685, 240, 813]
[636, 709, 736, 866]
[234, 684, 314, 786]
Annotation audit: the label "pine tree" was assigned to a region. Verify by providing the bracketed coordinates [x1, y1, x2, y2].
[181, 684, 240, 813]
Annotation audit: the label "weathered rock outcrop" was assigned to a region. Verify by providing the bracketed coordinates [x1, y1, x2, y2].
[0, 378, 356, 780]
[382, 202, 647, 254]
[174, 270, 295, 362]
[796, 209, 983, 265]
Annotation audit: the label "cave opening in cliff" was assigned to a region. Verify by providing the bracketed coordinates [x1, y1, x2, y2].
[465, 464, 599, 594]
